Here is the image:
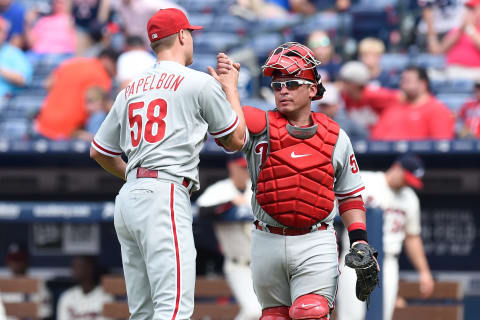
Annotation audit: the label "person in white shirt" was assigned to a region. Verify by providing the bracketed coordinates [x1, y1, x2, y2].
[116, 35, 156, 89]
[337, 154, 435, 320]
[56, 256, 112, 320]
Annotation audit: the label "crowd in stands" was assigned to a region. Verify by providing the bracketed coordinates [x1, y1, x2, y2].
[1, 0, 480, 142]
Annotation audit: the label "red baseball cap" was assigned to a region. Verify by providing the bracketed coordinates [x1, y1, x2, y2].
[466, 0, 480, 8]
[147, 8, 202, 43]
[397, 154, 425, 190]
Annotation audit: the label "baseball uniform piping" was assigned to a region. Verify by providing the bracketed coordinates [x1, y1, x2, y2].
[335, 186, 365, 198]
[92, 140, 122, 156]
[210, 116, 239, 137]
[170, 183, 181, 320]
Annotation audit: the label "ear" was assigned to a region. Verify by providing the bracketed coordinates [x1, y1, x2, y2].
[309, 84, 317, 99]
[178, 29, 185, 45]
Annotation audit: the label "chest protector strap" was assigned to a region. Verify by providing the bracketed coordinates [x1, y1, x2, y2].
[255, 111, 340, 228]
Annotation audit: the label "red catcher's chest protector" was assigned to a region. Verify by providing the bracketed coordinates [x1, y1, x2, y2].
[256, 111, 340, 228]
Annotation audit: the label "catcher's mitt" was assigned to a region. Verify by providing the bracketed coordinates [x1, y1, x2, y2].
[345, 242, 380, 306]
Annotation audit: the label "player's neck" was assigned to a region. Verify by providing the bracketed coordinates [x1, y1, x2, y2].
[285, 108, 313, 127]
[156, 50, 186, 66]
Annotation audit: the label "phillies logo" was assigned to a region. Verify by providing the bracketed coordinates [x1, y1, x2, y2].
[254, 141, 268, 170]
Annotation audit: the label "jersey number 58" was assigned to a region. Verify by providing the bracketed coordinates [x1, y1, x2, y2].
[128, 99, 167, 147]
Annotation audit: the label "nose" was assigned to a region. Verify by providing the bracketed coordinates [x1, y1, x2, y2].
[279, 84, 289, 94]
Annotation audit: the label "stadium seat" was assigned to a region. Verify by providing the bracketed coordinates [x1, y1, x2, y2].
[437, 93, 471, 113]
[291, 12, 341, 39]
[393, 281, 463, 320]
[190, 54, 217, 72]
[194, 32, 244, 54]
[380, 53, 410, 72]
[247, 33, 285, 60]
[412, 54, 446, 69]
[350, 8, 390, 43]
[0, 118, 30, 140]
[0, 277, 42, 318]
[431, 79, 475, 95]
[101, 275, 239, 320]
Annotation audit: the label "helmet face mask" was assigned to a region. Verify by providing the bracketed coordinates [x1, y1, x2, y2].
[262, 42, 325, 100]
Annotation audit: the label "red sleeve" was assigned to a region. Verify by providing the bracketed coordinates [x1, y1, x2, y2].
[362, 86, 402, 114]
[429, 101, 455, 139]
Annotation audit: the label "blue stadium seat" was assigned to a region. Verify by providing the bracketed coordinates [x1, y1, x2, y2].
[291, 12, 340, 39]
[194, 32, 243, 54]
[380, 53, 410, 72]
[240, 98, 273, 111]
[247, 33, 285, 60]
[190, 54, 217, 72]
[437, 93, 471, 113]
[189, 13, 216, 31]
[350, 9, 390, 43]
[0, 118, 30, 140]
[214, 15, 249, 33]
[411, 54, 446, 69]
[431, 79, 475, 95]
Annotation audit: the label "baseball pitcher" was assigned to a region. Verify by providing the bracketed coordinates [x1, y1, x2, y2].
[90, 8, 246, 320]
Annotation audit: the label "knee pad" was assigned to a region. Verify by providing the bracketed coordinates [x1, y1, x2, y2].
[260, 306, 291, 320]
[289, 294, 330, 320]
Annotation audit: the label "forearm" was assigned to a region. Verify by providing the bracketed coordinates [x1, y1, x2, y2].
[97, 0, 111, 23]
[466, 26, 480, 50]
[220, 87, 246, 151]
[405, 235, 431, 275]
[339, 196, 367, 246]
[90, 148, 127, 180]
[0, 68, 26, 86]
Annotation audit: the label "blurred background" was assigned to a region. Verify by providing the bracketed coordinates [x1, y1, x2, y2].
[0, 0, 479, 319]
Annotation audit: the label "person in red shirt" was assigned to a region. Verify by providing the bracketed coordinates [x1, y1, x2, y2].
[339, 61, 401, 132]
[34, 48, 118, 140]
[371, 66, 455, 140]
[458, 79, 480, 138]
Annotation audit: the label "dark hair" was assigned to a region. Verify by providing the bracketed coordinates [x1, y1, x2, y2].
[126, 35, 145, 48]
[404, 66, 430, 92]
[98, 47, 120, 62]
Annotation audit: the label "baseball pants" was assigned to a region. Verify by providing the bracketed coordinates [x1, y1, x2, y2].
[250, 226, 339, 309]
[114, 172, 196, 320]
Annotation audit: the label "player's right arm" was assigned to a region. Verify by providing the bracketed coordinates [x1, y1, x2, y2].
[207, 53, 246, 151]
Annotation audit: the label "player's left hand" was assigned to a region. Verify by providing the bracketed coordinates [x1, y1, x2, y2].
[419, 271, 435, 298]
[345, 242, 380, 307]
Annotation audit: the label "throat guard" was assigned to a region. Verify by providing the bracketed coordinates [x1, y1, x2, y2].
[255, 111, 340, 228]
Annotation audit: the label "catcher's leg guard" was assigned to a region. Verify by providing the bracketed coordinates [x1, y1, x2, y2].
[289, 294, 330, 320]
[260, 306, 291, 320]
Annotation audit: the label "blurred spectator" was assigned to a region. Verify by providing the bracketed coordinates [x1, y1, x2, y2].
[0, 297, 5, 320]
[26, 0, 77, 54]
[0, 17, 33, 98]
[0, 0, 26, 48]
[358, 37, 397, 88]
[56, 256, 112, 320]
[315, 83, 368, 140]
[339, 61, 400, 132]
[2, 243, 52, 320]
[371, 66, 455, 140]
[458, 78, 480, 138]
[34, 48, 118, 140]
[71, 0, 111, 54]
[72, 86, 111, 141]
[417, 0, 466, 49]
[116, 35, 155, 89]
[196, 154, 262, 320]
[426, 0, 480, 79]
[115, 0, 185, 45]
[336, 0, 352, 11]
[307, 30, 341, 81]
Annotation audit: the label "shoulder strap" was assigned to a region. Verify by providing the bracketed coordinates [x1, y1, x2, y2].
[243, 105, 267, 135]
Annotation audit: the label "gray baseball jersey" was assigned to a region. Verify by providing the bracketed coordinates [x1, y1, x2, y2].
[242, 127, 365, 227]
[92, 60, 239, 319]
[92, 60, 239, 191]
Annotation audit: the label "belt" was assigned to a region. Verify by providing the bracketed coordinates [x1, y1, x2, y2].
[136, 167, 190, 188]
[254, 220, 328, 236]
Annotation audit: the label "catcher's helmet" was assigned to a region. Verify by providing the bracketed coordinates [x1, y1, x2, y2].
[262, 42, 326, 100]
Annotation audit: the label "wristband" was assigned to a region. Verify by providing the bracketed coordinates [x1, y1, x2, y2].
[348, 222, 367, 247]
[339, 200, 366, 215]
